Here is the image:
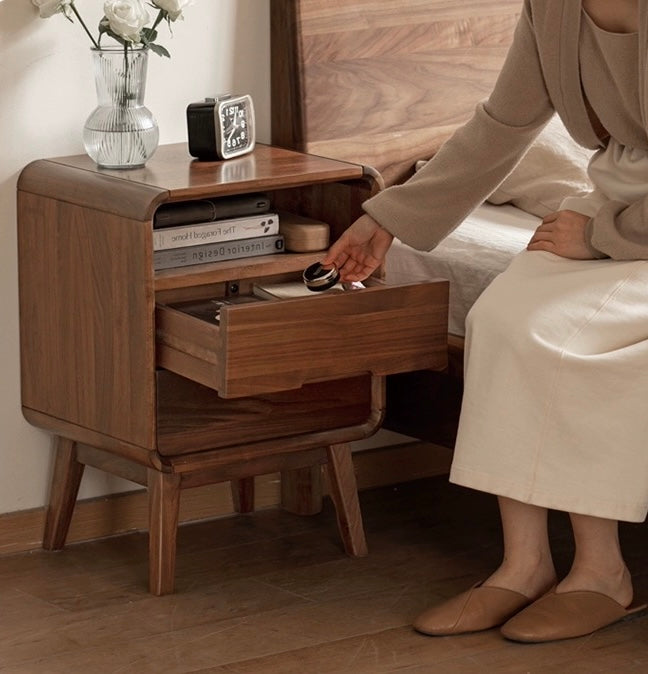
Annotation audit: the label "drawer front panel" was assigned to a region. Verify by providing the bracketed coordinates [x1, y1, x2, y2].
[157, 280, 448, 397]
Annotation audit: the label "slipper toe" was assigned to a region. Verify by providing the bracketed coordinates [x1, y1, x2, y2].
[414, 582, 533, 636]
[501, 590, 647, 643]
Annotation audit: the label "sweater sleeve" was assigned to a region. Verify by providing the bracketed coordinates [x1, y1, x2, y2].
[362, 0, 554, 251]
[588, 199, 648, 259]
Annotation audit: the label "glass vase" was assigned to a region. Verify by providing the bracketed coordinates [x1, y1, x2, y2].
[83, 46, 159, 169]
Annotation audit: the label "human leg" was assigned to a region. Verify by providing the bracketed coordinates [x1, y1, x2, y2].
[483, 496, 557, 598]
[501, 513, 645, 642]
[558, 513, 632, 606]
[450, 253, 648, 525]
[413, 495, 556, 636]
[423, 251, 648, 637]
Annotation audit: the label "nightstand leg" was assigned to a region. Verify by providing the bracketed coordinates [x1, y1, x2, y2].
[148, 470, 181, 596]
[43, 436, 85, 550]
[231, 477, 255, 513]
[326, 443, 368, 557]
[281, 464, 323, 515]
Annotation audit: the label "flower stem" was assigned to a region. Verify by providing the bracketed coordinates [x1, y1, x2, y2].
[122, 43, 129, 107]
[70, 1, 99, 49]
[151, 9, 165, 32]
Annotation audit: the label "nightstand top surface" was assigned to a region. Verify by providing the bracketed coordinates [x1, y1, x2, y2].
[19, 143, 365, 212]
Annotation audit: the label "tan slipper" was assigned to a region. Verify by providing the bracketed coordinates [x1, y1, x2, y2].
[501, 589, 647, 643]
[413, 582, 534, 636]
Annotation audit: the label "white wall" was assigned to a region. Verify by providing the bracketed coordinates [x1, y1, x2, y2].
[0, 0, 271, 514]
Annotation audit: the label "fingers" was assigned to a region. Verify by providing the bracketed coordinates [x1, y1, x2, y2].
[320, 215, 394, 282]
[527, 240, 555, 252]
[528, 230, 553, 245]
[533, 222, 554, 234]
[339, 260, 379, 282]
[321, 234, 350, 267]
[338, 252, 380, 281]
[321, 239, 377, 281]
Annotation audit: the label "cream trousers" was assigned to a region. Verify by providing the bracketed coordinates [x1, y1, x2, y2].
[449, 139, 648, 522]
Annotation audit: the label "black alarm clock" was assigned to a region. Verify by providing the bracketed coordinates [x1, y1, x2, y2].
[187, 94, 256, 160]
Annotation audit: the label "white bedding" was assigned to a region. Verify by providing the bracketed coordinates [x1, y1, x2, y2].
[385, 202, 541, 337]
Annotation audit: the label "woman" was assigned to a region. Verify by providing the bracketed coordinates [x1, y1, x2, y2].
[322, 0, 648, 642]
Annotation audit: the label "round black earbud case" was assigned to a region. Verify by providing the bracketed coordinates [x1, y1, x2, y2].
[302, 262, 340, 291]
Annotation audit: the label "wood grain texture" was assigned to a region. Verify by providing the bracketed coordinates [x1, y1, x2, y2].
[148, 469, 182, 595]
[271, 0, 522, 184]
[18, 140, 451, 594]
[17, 158, 167, 221]
[177, 448, 328, 490]
[220, 283, 448, 396]
[17, 193, 157, 450]
[0, 442, 453, 556]
[231, 478, 256, 513]
[2, 478, 648, 672]
[270, 0, 520, 447]
[21, 408, 164, 469]
[157, 281, 448, 398]
[281, 464, 324, 515]
[325, 443, 368, 557]
[27, 144, 365, 205]
[75, 444, 149, 486]
[42, 438, 84, 551]
[155, 372, 373, 456]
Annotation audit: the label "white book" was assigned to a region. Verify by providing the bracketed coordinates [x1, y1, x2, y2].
[252, 280, 344, 300]
[153, 213, 279, 251]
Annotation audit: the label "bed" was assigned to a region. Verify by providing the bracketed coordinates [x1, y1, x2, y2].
[270, 0, 592, 448]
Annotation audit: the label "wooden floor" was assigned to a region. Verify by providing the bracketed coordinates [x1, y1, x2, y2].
[1, 475, 647, 673]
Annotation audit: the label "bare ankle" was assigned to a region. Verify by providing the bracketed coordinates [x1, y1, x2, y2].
[485, 555, 556, 599]
[558, 563, 633, 607]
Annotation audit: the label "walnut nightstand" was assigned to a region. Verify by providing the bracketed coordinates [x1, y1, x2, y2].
[17, 143, 448, 594]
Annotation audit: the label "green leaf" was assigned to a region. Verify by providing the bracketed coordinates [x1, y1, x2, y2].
[141, 27, 158, 43]
[148, 42, 171, 58]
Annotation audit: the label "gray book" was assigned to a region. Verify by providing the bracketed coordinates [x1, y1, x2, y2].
[154, 234, 285, 270]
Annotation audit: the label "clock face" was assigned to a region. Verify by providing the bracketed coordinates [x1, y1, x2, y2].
[217, 95, 255, 159]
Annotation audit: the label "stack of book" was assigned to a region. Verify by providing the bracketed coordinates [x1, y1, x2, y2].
[153, 193, 285, 270]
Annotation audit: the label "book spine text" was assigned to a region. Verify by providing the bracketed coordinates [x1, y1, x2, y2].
[153, 213, 279, 251]
[154, 234, 285, 270]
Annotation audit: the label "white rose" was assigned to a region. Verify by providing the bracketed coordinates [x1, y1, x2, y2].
[103, 0, 150, 43]
[32, 0, 73, 19]
[152, 0, 192, 22]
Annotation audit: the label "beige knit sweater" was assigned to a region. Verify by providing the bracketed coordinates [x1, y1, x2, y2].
[363, 0, 648, 260]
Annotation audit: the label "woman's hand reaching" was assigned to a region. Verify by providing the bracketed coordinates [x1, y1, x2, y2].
[527, 210, 595, 259]
[321, 214, 394, 282]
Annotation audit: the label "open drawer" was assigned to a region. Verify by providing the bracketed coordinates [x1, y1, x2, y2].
[156, 279, 449, 398]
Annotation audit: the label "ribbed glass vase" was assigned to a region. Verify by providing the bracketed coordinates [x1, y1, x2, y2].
[83, 46, 159, 169]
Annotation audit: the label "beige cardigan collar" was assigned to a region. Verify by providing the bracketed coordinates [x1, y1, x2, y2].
[535, 0, 647, 148]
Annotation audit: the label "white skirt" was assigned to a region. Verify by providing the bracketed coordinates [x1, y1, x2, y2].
[449, 140, 648, 522]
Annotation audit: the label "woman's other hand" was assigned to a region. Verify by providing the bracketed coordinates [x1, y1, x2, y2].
[321, 214, 394, 282]
[527, 210, 595, 259]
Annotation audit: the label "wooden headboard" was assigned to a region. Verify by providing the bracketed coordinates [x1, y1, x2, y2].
[270, 0, 525, 447]
[271, 0, 523, 186]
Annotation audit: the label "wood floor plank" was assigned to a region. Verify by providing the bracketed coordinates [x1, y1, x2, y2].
[0, 476, 646, 673]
